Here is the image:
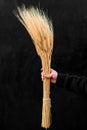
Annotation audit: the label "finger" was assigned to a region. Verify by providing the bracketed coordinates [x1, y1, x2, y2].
[51, 78, 56, 83]
[41, 75, 45, 81]
[41, 72, 43, 76]
[41, 72, 45, 80]
[41, 68, 43, 71]
[44, 74, 51, 78]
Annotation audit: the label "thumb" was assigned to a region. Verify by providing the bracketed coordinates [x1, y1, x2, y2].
[44, 73, 52, 78]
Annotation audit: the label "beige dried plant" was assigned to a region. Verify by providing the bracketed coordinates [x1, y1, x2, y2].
[14, 5, 54, 129]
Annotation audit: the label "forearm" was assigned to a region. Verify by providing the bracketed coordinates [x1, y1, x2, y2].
[56, 73, 87, 95]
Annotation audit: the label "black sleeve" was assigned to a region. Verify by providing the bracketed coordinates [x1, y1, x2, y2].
[56, 73, 87, 95]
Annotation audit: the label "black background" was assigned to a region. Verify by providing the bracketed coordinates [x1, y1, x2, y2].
[0, 0, 87, 129]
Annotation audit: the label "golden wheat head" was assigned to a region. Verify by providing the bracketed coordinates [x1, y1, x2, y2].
[14, 5, 53, 59]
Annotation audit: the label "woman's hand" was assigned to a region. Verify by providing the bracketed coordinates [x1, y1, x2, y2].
[41, 68, 58, 84]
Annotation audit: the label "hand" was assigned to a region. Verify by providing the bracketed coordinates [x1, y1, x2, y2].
[41, 68, 58, 84]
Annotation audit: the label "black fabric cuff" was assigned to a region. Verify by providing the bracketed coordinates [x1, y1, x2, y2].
[56, 73, 66, 88]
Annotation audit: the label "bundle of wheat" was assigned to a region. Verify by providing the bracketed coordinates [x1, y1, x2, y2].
[14, 5, 54, 129]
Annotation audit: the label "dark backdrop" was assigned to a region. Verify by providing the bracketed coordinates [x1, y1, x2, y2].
[0, 0, 87, 129]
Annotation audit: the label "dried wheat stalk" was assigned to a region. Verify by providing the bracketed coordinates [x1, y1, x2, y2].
[14, 5, 54, 129]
